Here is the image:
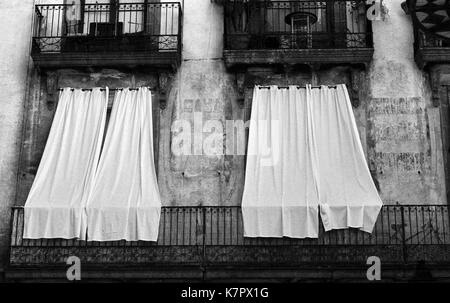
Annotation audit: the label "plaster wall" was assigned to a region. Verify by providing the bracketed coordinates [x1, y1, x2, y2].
[367, 0, 446, 204]
[0, 0, 34, 274]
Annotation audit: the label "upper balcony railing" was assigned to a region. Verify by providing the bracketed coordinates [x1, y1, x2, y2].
[31, 2, 182, 68]
[223, 0, 372, 51]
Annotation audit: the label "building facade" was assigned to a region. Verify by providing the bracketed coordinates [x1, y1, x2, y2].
[0, 0, 449, 282]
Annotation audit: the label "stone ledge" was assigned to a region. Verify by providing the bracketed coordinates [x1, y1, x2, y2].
[31, 52, 180, 70]
[223, 48, 374, 69]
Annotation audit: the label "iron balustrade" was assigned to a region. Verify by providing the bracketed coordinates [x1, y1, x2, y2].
[8, 205, 450, 267]
[32, 2, 182, 53]
[223, 0, 373, 50]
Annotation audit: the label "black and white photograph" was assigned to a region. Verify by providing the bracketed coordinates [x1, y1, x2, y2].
[0, 0, 449, 295]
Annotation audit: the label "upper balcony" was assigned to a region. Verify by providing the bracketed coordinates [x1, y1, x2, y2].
[31, 2, 182, 70]
[414, 29, 450, 69]
[6, 205, 450, 281]
[221, 0, 374, 70]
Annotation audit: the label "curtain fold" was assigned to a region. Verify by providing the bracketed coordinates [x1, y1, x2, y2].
[86, 88, 161, 242]
[24, 88, 108, 240]
[242, 84, 382, 239]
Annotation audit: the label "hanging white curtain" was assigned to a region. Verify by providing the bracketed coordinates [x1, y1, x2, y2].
[24, 88, 108, 240]
[242, 84, 382, 238]
[242, 86, 320, 238]
[86, 88, 161, 242]
[309, 85, 382, 233]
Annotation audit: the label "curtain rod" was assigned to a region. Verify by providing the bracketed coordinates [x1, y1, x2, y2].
[59, 86, 339, 91]
[254, 85, 339, 89]
[57, 88, 151, 92]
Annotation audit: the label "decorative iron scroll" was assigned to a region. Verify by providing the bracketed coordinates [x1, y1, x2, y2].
[409, 0, 450, 41]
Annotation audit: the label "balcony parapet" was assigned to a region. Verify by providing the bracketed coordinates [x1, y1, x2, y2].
[31, 2, 182, 70]
[222, 0, 374, 69]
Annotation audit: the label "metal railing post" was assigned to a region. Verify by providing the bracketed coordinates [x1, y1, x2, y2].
[202, 206, 207, 280]
[400, 204, 408, 264]
[6, 208, 17, 269]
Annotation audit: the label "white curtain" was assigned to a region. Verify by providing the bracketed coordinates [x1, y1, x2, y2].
[86, 88, 161, 242]
[24, 88, 108, 240]
[242, 84, 382, 238]
[242, 86, 320, 238]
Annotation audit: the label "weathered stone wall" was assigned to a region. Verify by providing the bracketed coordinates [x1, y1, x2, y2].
[0, 0, 34, 276]
[367, 0, 446, 204]
[159, 1, 241, 206]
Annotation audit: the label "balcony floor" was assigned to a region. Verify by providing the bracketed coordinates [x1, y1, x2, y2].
[31, 51, 180, 70]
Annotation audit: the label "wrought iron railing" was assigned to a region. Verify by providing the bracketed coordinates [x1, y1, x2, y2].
[32, 2, 182, 53]
[223, 0, 372, 50]
[9, 205, 450, 267]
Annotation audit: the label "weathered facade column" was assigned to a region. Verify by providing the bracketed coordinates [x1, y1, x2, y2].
[0, 0, 34, 276]
[367, 0, 446, 204]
